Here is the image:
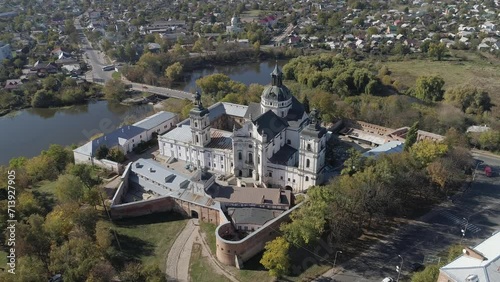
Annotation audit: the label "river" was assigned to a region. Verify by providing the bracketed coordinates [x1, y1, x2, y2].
[0, 60, 287, 164]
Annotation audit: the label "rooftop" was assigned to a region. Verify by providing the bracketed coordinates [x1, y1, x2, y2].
[74, 125, 145, 156]
[209, 185, 291, 206]
[440, 231, 500, 282]
[228, 207, 284, 226]
[133, 111, 177, 130]
[362, 141, 404, 158]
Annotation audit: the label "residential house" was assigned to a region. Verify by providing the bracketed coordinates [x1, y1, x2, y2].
[3, 79, 23, 91]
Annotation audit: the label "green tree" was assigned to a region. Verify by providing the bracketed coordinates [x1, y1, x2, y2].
[32, 89, 58, 107]
[95, 144, 109, 160]
[414, 75, 445, 102]
[404, 121, 419, 151]
[55, 174, 85, 203]
[165, 62, 184, 81]
[428, 42, 447, 61]
[260, 237, 290, 277]
[444, 86, 491, 114]
[478, 130, 500, 151]
[42, 144, 73, 172]
[303, 95, 310, 113]
[107, 147, 126, 163]
[103, 79, 127, 101]
[411, 264, 440, 282]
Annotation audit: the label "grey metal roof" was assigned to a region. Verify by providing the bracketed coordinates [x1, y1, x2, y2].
[262, 84, 292, 102]
[131, 158, 191, 191]
[269, 144, 297, 165]
[133, 111, 176, 130]
[161, 125, 192, 143]
[253, 110, 288, 140]
[243, 102, 261, 121]
[228, 207, 283, 226]
[74, 125, 145, 156]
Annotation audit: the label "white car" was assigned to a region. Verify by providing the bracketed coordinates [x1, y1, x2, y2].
[382, 278, 394, 282]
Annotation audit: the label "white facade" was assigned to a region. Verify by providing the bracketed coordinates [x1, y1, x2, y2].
[159, 66, 328, 192]
[133, 111, 178, 140]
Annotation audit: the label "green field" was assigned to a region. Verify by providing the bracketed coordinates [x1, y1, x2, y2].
[189, 243, 231, 282]
[384, 53, 500, 118]
[113, 212, 188, 271]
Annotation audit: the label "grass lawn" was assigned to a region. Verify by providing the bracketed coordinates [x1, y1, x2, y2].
[112, 212, 188, 271]
[384, 53, 500, 118]
[0, 250, 7, 268]
[200, 222, 217, 254]
[189, 243, 231, 282]
[112, 71, 121, 79]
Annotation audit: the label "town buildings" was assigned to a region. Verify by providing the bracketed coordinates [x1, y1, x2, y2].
[158, 64, 328, 193]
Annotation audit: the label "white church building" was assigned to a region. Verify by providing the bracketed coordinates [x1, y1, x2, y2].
[158, 65, 327, 192]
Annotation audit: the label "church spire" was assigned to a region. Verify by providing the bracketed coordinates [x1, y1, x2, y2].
[271, 62, 283, 87]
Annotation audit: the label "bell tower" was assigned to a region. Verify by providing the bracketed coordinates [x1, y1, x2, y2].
[190, 91, 211, 147]
[298, 108, 327, 191]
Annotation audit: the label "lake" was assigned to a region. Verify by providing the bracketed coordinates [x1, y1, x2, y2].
[0, 60, 288, 164]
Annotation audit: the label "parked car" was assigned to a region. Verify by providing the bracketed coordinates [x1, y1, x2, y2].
[382, 278, 394, 282]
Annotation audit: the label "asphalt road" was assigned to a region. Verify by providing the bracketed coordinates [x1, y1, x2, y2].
[316, 150, 500, 282]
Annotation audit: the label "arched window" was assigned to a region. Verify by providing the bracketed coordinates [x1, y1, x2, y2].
[306, 176, 309, 181]
[238, 152, 242, 160]
[306, 159, 310, 168]
[307, 144, 312, 151]
[196, 135, 199, 143]
[194, 121, 198, 127]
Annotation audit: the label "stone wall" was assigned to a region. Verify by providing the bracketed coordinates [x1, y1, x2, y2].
[215, 202, 303, 267]
[110, 196, 177, 218]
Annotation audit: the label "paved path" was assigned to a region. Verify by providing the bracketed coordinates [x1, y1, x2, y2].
[166, 219, 196, 281]
[166, 219, 239, 282]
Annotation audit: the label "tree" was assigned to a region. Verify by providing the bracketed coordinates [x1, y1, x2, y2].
[404, 121, 419, 151]
[25, 154, 59, 183]
[95, 145, 109, 160]
[67, 163, 101, 189]
[411, 264, 440, 282]
[32, 89, 58, 107]
[410, 140, 449, 167]
[303, 95, 310, 113]
[414, 75, 445, 102]
[478, 130, 500, 151]
[260, 237, 290, 277]
[165, 62, 184, 82]
[55, 174, 85, 203]
[107, 147, 126, 163]
[103, 79, 127, 101]
[428, 42, 447, 61]
[42, 144, 73, 172]
[444, 86, 491, 114]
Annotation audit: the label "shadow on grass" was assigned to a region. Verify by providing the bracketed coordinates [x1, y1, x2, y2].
[113, 211, 186, 227]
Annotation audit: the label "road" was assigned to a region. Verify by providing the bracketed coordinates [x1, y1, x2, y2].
[316, 150, 500, 282]
[74, 15, 193, 101]
[272, 23, 295, 44]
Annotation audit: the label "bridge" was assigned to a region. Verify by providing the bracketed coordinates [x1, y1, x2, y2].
[91, 78, 194, 101]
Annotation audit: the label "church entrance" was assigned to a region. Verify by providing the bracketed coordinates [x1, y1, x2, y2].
[285, 185, 293, 191]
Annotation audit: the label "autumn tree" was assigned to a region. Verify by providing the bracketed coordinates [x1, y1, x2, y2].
[444, 86, 491, 114]
[428, 42, 447, 61]
[414, 75, 445, 102]
[55, 174, 85, 203]
[260, 236, 290, 277]
[165, 62, 184, 82]
[410, 140, 448, 167]
[103, 79, 127, 101]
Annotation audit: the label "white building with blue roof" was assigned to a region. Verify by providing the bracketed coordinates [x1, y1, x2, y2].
[133, 111, 178, 140]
